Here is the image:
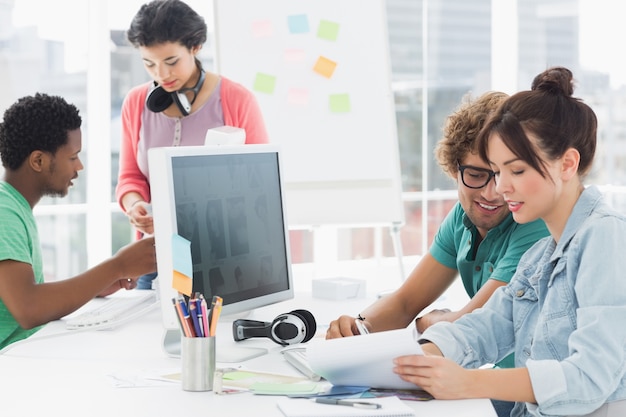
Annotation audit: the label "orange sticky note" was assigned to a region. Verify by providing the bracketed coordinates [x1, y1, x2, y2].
[172, 270, 192, 296]
[313, 56, 337, 79]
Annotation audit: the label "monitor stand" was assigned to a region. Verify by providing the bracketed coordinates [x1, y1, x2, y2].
[161, 328, 268, 363]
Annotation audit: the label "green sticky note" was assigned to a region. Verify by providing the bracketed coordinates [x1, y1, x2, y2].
[329, 93, 351, 113]
[253, 73, 277, 94]
[317, 20, 340, 41]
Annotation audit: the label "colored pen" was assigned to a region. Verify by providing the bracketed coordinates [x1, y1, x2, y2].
[178, 296, 196, 337]
[188, 298, 203, 337]
[195, 298, 205, 337]
[172, 298, 192, 337]
[171, 298, 186, 336]
[200, 296, 210, 338]
[313, 398, 381, 409]
[209, 295, 223, 337]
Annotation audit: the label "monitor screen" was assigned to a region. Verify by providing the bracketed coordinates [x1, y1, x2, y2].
[149, 144, 294, 356]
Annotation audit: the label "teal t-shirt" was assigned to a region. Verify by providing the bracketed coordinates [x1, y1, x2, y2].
[0, 182, 44, 350]
[429, 202, 549, 368]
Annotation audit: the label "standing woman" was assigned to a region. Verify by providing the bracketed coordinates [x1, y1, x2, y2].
[393, 67, 626, 417]
[116, 0, 269, 289]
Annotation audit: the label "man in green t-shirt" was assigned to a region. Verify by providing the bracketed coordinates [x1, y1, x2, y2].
[327, 91, 549, 417]
[0, 93, 157, 350]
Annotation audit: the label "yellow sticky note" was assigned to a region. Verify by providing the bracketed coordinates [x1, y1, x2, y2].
[317, 20, 340, 41]
[253, 73, 277, 94]
[313, 56, 337, 79]
[329, 93, 351, 113]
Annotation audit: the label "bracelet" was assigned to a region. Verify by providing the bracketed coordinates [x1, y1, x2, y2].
[130, 200, 143, 208]
[357, 313, 366, 321]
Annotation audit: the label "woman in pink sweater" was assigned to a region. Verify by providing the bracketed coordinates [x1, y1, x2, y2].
[116, 0, 269, 289]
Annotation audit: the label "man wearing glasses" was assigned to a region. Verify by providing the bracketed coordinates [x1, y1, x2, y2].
[328, 90, 548, 340]
[326, 92, 548, 416]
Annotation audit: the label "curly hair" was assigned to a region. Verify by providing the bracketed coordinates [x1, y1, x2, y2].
[0, 93, 81, 170]
[126, 0, 207, 49]
[434, 91, 508, 177]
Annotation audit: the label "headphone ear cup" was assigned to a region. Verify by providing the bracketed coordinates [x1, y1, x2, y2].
[172, 92, 191, 116]
[289, 309, 316, 343]
[145, 84, 174, 113]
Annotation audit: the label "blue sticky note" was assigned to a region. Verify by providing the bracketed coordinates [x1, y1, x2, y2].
[287, 14, 310, 34]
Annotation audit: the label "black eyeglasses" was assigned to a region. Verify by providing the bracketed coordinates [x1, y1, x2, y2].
[457, 163, 496, 189]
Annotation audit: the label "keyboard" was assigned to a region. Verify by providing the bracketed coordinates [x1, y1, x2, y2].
[65, 291, 157, 330]
[281, 346, 321, 381]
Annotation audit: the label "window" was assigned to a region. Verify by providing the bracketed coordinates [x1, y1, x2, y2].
[2, 0, 625, 281]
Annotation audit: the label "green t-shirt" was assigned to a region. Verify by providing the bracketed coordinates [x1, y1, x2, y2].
[429, 202, 549, 368]
[0, 182, 44, 350]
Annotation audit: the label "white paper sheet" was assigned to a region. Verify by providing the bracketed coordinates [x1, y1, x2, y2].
[306, 327, 423, 389]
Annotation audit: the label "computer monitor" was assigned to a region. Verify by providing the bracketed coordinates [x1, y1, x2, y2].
[149, 144, 294, 359]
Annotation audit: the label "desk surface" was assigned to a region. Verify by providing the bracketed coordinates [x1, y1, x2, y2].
[0, 291, 496, 417]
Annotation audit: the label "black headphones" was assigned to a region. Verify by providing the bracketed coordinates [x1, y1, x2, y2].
[146, 67, 206, 116]
[232, 309, 317, 346]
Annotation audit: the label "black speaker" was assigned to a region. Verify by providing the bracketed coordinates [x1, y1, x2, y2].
[232, 309, 317, 346]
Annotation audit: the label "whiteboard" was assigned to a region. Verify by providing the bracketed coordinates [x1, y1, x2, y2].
[213, 0, 404, 227]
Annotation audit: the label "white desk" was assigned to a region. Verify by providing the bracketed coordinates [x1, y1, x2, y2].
[0, 291, 496, 416]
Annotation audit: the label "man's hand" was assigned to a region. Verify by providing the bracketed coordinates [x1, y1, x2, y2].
[97, 277, 138, 297]
[326, 315, 366, 339]
[415, 308, 457, 333]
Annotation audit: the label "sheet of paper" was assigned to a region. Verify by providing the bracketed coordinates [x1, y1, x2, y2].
[306, 327, 422, 389]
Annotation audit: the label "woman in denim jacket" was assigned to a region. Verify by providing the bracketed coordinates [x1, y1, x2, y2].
[392, 66, 626, 417]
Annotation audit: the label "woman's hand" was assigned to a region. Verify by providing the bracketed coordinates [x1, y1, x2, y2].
[126, 201, 154, 235]
[393, 354, 474, 400]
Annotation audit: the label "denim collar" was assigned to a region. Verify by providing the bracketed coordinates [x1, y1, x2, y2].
[551, 185, 603, 261]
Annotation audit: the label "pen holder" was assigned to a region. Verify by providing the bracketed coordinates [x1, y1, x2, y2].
[181, 336, 216, 392]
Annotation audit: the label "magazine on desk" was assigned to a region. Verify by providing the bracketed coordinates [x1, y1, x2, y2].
[305, 327, 423, 390]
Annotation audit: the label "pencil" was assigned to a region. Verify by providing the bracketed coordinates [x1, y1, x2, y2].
[209, 296, 223, 337]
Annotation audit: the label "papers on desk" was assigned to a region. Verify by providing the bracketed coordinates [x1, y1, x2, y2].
[221, 369, 326, 396]
[306, 327, 422, 390]
[277, 396, 416, 417]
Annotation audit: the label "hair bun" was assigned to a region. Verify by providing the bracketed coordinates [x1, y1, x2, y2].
[531, 67, 574, 97]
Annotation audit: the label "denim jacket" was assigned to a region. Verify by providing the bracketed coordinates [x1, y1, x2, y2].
[422, 186, 626, 417]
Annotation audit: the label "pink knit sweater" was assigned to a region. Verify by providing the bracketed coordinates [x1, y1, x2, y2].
[115, 76, 269, 209]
